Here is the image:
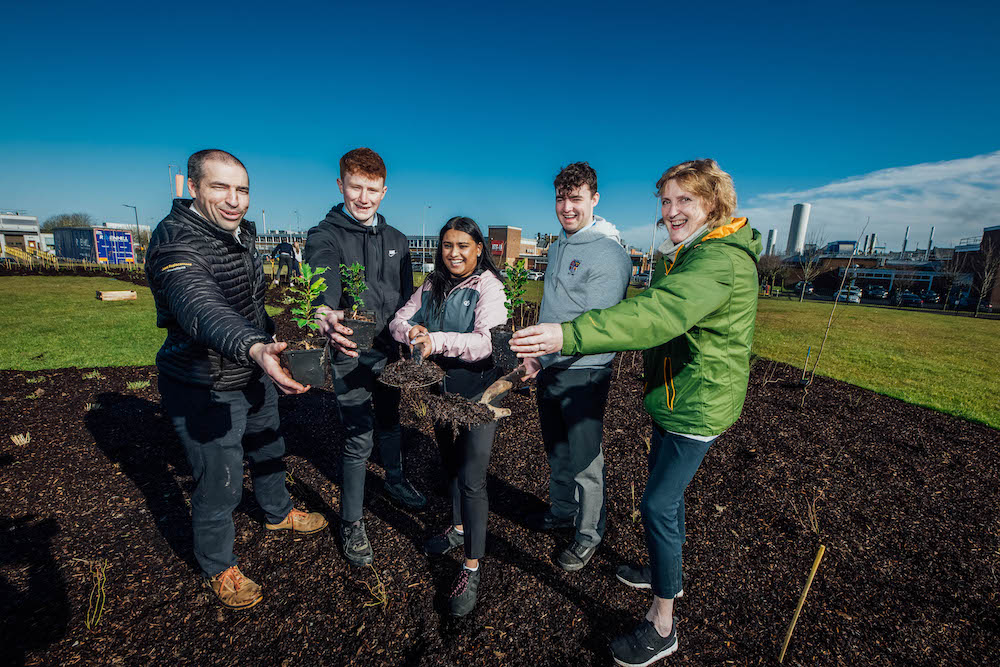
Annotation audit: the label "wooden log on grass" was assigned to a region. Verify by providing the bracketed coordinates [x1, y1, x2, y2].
[96, 290, 137, 301]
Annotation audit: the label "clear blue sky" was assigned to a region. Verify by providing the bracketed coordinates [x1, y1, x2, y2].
[2, 0, 999, 250]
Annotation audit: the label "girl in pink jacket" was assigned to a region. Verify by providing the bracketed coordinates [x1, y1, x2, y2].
[389, 216, 507, 617]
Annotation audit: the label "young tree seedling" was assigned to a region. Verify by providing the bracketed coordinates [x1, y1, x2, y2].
[503, 259, 529, 329]
[289, 262, 329, 332]
[339, 262, 367, 319]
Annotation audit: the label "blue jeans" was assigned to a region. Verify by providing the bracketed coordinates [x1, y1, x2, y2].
[159, 373, 293, 578]
[641, 425, 716, 598]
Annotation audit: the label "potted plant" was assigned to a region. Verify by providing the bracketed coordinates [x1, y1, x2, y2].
[340, 262, 377, 351]
[281, 262, 329, 386]
[491, 258, 528, 371]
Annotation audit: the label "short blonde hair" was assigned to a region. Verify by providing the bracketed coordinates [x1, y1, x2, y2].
[656, 159, 737, 229]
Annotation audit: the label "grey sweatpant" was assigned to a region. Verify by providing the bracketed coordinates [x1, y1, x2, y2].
[536, 364, 613, 548]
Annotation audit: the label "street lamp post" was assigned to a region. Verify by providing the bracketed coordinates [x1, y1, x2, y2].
[421, 204, 432, 267]
[122, 204, 140, 261]
[167, 165, 177, 199]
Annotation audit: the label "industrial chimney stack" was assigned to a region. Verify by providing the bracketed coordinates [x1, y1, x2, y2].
[785, 203, 810, 255]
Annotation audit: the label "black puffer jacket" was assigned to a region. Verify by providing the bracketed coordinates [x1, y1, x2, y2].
[304, 204, 413, 358]
[146, 199, 274, 390]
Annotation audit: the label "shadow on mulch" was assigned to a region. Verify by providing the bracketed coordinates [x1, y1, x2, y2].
[0, 449, 69, 666]
[85, 391, 198, 573]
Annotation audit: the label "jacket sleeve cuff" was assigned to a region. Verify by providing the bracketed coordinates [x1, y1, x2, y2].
[236, 332, 274, 367]
[560, 322, 577, 356]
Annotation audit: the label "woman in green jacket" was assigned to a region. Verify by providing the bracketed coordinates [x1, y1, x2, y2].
[511, 159, 761, 667]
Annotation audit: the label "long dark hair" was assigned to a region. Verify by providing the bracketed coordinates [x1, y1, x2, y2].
[426, 216, 502, 314]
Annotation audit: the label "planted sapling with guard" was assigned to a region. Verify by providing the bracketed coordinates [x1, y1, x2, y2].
[340, 262, 377, 351]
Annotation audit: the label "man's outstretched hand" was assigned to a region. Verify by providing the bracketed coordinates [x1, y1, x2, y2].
[315, 307, 359, 358]
[249, 341, 310, 394]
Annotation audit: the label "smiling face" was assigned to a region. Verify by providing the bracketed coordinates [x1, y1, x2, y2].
[440, 229, 482, 278]
[188, 159, 250, 233]
[660, 179, 710, 244]
[337, 171, 387, 224]
[555, 184, 599, 235]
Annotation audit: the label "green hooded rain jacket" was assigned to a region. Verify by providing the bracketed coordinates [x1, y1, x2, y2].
[560, 218, 762, 436]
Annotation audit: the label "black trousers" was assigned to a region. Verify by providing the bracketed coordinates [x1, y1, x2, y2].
[159, 373, 293, 577]
[433, 365, 500, 560]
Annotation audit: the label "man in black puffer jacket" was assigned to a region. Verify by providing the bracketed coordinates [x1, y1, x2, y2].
[306, 147, 426, 568]
[146, 149, 327, 610]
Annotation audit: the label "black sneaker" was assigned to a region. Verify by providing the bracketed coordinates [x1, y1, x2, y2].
[340, 519, 374, 567]
[385, 478, 427, 509]
[424, 526, 464, 556]
[615, 565, 684, 598]
[557, 540, 597, 572]
[448, 567, 481, 617]
[610, 619, 678, 667]
[526, 510, 575, 532]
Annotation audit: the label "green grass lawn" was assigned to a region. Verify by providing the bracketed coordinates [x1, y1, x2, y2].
[754, 298, 1000, 429]
[3, 275, 996, 428]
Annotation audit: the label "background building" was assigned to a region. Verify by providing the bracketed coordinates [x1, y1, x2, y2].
[0, 213, 43, 254]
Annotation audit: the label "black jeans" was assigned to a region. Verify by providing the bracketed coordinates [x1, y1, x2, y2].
[159, 373, 293, 577]
[536, 365, 612, 547]
[276, 255, 293, 282]
[331, 350, 403, 523]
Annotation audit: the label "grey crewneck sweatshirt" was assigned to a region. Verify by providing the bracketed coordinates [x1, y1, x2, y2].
[538, 215, 633, 369]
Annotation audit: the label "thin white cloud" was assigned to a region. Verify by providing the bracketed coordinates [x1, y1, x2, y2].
[739, 150, 1000, 251]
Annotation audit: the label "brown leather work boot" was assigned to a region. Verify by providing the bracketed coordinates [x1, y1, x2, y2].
[207, 566, 263, 610]
[265, 508, 329, 535]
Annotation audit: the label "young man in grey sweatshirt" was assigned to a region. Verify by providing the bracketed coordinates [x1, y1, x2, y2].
[523, 162, 633, 572]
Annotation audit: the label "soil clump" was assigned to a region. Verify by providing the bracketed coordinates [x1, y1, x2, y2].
[427, 392, 495, 427]
[380, 358, 445, 388]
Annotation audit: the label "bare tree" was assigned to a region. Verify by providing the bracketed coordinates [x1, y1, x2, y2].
[41, 212, 94, 232]
[757, 254, 786, 294]
[795, 244, 828, 302]
[937, 251, 969, 311]
[975, 238, 1000, 318]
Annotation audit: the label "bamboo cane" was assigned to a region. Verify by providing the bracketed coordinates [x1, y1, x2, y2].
[778, 544, 826, 664]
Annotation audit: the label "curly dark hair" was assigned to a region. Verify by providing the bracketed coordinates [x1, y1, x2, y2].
[339, 147, 387, 182]
[554, 161, 598, 196]
[187, 149, 246, 188]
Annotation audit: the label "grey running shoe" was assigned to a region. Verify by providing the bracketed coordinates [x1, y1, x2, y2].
[615, 564, 684, 598]
[449, 567, 481, 617]
[424, 526, 464, 556]
[340, 519, 374, 567]
[385, 478, 428, 509]
[610, 619, 678, 667]
[557, 540, 597, 572]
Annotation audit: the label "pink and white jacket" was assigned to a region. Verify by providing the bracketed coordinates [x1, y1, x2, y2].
[389, 270, 507, 363]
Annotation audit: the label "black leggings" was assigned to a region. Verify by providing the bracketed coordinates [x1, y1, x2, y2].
[433, 420, 497, 560]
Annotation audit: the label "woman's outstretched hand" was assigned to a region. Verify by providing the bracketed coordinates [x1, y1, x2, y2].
[510, 323, 563, 357]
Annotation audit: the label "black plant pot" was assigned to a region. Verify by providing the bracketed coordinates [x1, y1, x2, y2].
[282, 347, 326, 387]
[490, 324, 518, 372]
[345, 311, 377, 352]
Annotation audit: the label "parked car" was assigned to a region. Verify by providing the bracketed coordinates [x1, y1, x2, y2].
[920, 290, 939, 303]
[868, 285, 888, 299]
[793, 281, 815, 295]
[527, 270, 545, 281]
[953, 295, 994, 313]
[897, 292, 923, 307]
[835, 289, 861, 304]
[632, 272, 651, 287]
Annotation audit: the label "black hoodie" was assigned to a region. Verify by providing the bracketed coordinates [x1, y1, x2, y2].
[304, 204, 413, 358]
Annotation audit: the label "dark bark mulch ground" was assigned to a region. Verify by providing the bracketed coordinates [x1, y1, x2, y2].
[2, 351, 998, 665]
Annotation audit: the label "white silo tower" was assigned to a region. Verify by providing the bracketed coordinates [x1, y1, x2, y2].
[785, 203, 810, 255]
[766, 229, 778, 255]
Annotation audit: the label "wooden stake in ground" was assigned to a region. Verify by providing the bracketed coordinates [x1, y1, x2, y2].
[779, 544, 826, 663]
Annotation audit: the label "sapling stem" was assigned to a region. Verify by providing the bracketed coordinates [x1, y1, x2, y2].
[778, 544, 826, 664]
